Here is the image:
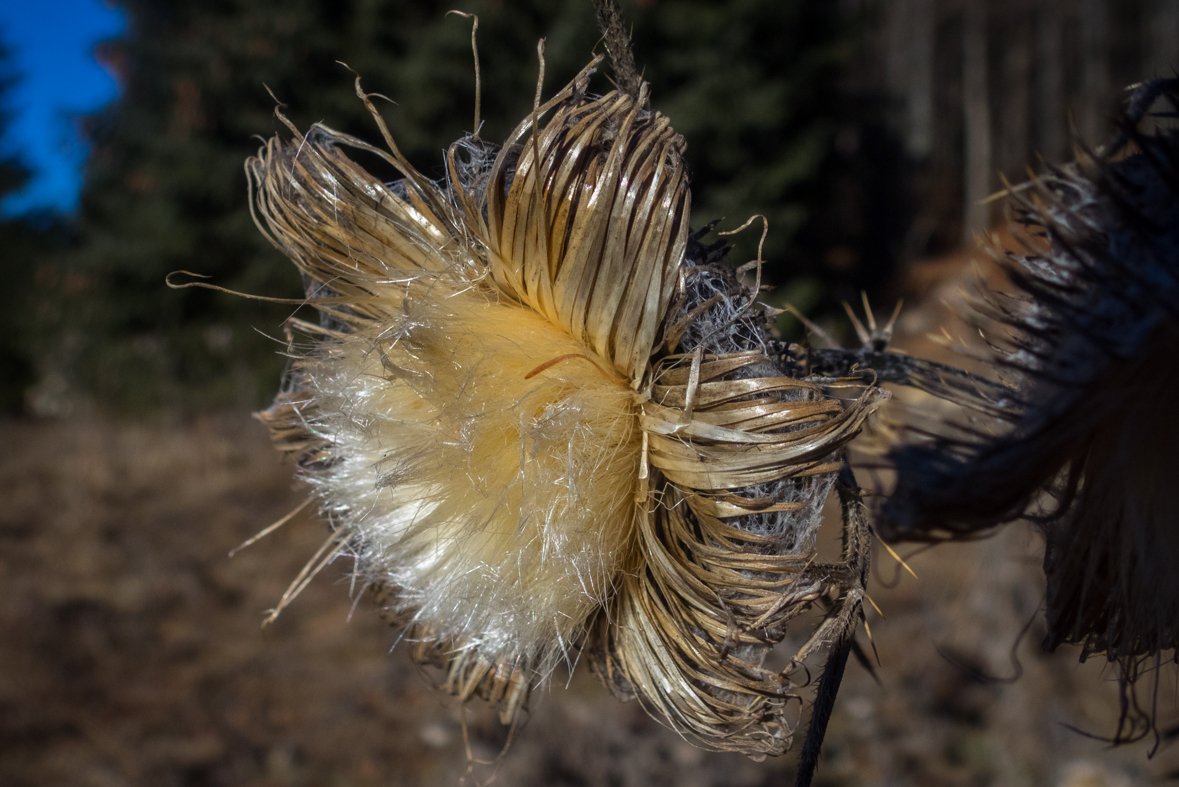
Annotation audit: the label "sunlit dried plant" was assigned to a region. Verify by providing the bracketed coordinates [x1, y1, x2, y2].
[229, 12, 892, 776]
[165, 0, 1179, 773]
[877, 79, 1179, 744]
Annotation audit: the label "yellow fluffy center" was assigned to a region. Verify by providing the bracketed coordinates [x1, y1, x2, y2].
[313, 285, 642, 667]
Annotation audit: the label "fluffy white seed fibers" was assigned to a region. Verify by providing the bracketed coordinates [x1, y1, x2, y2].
[305, 280, 642, 673]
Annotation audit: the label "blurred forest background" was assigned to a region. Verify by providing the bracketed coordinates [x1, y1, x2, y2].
[3, 0, 1174, 415]
[4, 2, 1179, 786]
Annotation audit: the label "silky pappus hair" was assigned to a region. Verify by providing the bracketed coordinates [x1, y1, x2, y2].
[873, 78, 1179, 747]
[204, 23, 917, 781]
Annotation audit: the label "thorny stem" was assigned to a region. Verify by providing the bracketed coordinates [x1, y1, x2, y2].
[591, 0, 643, 99]
[795, 462, 870, 787]
[797, 639, 851, 787]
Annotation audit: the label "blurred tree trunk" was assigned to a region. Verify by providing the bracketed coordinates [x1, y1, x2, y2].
[907, 0, 935, 160]
[885, 0, 934, 160]
[999, 5, 1032, 179]
[885, 0, 912, 143]
[962, 0, 991, 239]
[1079, 0, 1110, 144]
[1034, 0, 1065, 167]
[1145, 0, 1179, 77]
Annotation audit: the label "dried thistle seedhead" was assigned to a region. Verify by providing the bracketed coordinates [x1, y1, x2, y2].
[245, 49, 885, 764]
[876, 79, 1179, 741]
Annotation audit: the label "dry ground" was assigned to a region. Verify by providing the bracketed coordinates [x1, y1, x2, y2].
[3, 249, 1178, 787]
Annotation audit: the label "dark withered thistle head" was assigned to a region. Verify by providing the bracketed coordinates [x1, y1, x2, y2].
[877, 79, 1179, 740]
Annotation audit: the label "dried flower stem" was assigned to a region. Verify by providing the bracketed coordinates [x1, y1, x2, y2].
[592, 0, 643, 99]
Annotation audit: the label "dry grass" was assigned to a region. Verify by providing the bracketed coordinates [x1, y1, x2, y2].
[2, 247, 1177, 786]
